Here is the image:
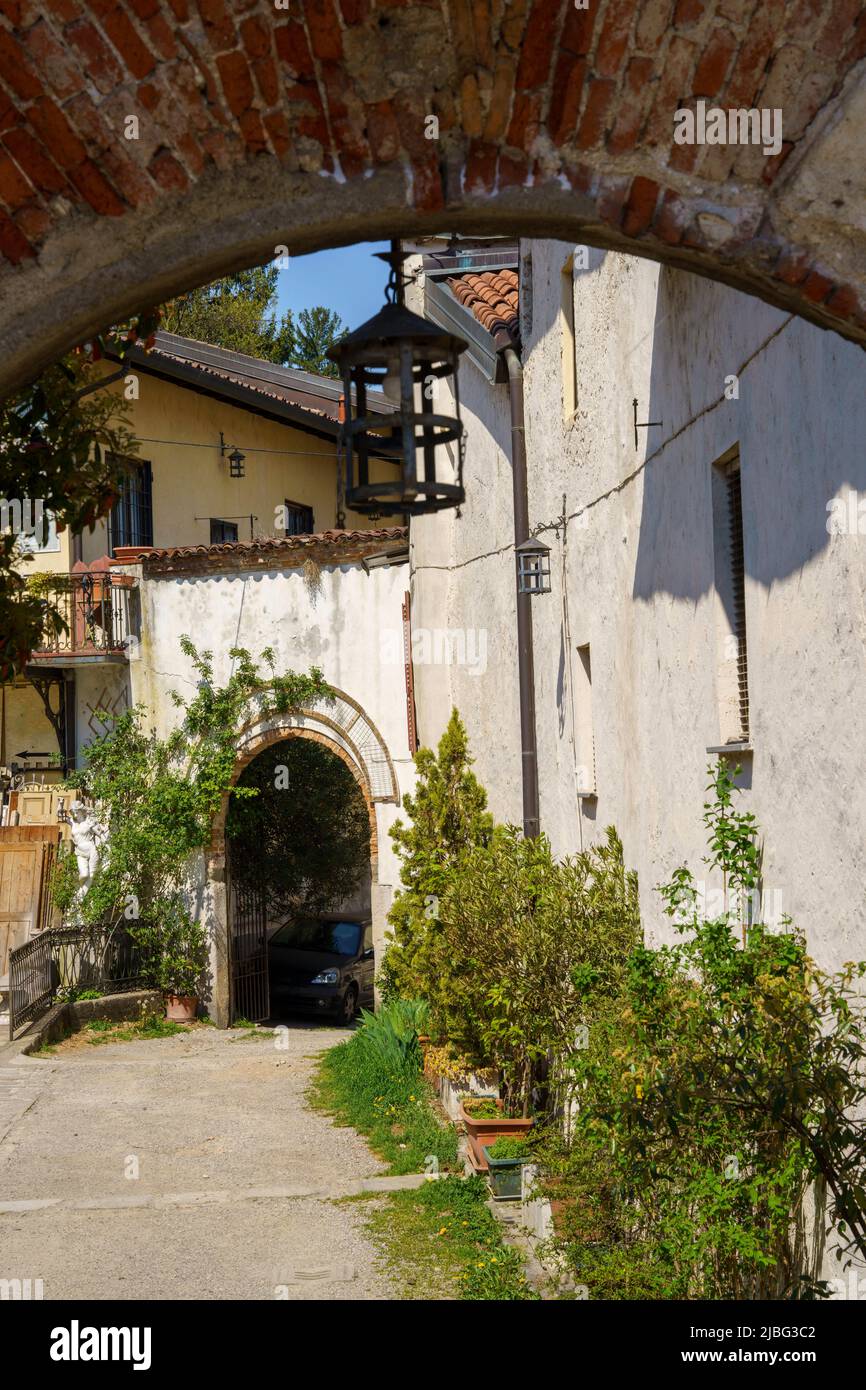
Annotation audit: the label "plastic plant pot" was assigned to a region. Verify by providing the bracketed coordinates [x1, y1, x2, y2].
[482, 1145, 526, 1200]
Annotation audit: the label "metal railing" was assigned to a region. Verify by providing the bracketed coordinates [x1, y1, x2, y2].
[8, 924, 147, 1037]
[28, 572, 139, 660]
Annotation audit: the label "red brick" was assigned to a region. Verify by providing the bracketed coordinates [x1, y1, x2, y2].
[410, 152, 443, 212]
[843, 10, 866, 63]
[622, 175, 660, 236]
[0, 29, 42, 100]
[252, 55, 279, 107]
[14, 200, 50, 241]
[4, 126, 68, 193]
[816, 0, 860, 56]
[692, 26, 737, 97]
[44, 0, 81, 18]
[0, 150, 32, 209]
[464, 138, 497, 194]
[674, 0, 706, 23]
[760, 141, 793, 184]
[66, 20, 124, 92]
[148, 147, 189, 191]
[26, 96, 88, 168]
[596, 174, 630, 227]
[144, 14, 178, 62]
[576, 78, 615, 149]
[23, 20, 86, 101]
[216, 49, 254, 115]
[823, 284, 860, 320]
[240, 14, 271, 60]
[365, 99, 400, 162]
[596, 0, 636, 78]
[606, 55, 655, 155]
[653, 187, 687, 244]
[138, 81, 161, 112]
[102, 8, 157, 79]
[505, 90, 541, 151]
[68, 157, 126, 214]
[166, 0, 189, 19]
[482, 55, 517, 143]
[515, 0, 559, 90]
[559, 0, 596, 56]
[263, 108, 291, 160]
[305, 0, 343, 63]
[195, 0, 236, 51]
[644, 34, 699, 145]
[548, 52, 585, 145]
[498, 149, 530, 188]
[723, 0, 785, 106]
[0, 206, 34, 261]
[772, 248, 810, 286]
[801, 268, 834, 303]
[275, 21, 315, 79]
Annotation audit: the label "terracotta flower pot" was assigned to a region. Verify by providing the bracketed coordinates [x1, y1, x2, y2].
[459, 1099, 534, 1173]
[165, 994, 197, 1022]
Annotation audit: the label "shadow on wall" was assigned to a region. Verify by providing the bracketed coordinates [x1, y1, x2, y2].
[632, 266, 866, 605]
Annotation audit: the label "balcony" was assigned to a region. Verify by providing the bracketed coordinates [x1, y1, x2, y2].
[27, 571, 140, 665]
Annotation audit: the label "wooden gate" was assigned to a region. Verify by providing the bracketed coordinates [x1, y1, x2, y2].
[0, 829, 59, 982]
[229, 872, 269, 1024]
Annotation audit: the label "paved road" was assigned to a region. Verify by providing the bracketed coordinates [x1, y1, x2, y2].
[0, 1023, 408, 1300]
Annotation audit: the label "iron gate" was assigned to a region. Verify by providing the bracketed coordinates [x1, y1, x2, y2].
[230, 877, 269, 1023]
[8, 930, 55, 1036]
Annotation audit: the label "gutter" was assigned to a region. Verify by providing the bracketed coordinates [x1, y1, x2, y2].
[503, 346, 540, 839]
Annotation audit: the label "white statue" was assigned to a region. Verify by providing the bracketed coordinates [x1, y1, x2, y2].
[69, 800, 106, 893]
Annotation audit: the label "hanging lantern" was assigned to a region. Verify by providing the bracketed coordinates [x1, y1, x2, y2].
[327, 242, 468, 516]
[220, 432, 246, 478]
[516, 537, 551, 595]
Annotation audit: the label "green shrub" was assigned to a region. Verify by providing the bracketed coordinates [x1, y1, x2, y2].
[486, 1136, 530, 1162]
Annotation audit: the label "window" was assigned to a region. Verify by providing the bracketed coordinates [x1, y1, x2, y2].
[561, 254, 578, 425]
[711, 451, 750, 743]
[282, 499, 314, 536]
[108, 458, 153, 554]
[210, 518, 238, 545]
[574, 643, 596, 796]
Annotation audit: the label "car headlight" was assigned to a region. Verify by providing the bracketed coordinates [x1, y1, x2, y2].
[310, 968, 339, 985]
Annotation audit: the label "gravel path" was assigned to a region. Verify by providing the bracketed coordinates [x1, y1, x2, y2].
[0, 1023, 398, 1300]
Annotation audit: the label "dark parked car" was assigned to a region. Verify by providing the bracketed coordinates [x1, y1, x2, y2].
[267, 917, 375, 1024]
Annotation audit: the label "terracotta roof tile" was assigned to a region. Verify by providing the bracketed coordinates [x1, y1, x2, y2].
[445, 269, 519, 347]
[133, 527, 408, 567]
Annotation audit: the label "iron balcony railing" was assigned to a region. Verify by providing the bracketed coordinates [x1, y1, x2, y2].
[28, 571, 140, 660]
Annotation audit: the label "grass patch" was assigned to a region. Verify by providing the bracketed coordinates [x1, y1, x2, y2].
[310, 1034, 457, 1176]
[357, 1175, 538, 1300]
[84, 1016, 188, 1045]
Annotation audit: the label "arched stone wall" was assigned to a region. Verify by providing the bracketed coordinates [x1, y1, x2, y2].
[204, 697, 397, 1025]
[1, 0, 865, 397]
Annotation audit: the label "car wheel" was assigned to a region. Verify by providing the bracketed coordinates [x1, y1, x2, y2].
[340, 985, 358, 1026]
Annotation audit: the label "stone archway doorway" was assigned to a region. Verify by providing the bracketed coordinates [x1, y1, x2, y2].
[206, 696, 397, 1028]
[225, 730, 376, 1025]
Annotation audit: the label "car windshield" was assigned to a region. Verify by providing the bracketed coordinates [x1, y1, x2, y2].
[277, 920, 362, 956]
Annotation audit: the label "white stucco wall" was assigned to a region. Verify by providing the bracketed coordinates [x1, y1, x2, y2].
[125, 553, 415, 961]
[411, 241, 866, 978]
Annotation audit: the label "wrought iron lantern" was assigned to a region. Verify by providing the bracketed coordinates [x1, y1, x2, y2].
[220, 432, 246, 477]
[327, 242, 468, 516]
[516, 537, 551, 595]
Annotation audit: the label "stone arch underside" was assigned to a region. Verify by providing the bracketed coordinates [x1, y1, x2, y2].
[1, 1, 865, 398]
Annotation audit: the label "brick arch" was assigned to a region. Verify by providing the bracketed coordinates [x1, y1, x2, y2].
[1, 1, 865, 398]
[211, 723, 379, 867]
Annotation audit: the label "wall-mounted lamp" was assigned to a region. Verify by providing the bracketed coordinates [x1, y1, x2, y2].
[220, 431, 246, 478]
[516, 537, 552, 595]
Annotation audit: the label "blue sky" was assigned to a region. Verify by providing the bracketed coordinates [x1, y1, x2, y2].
[275, 240, 389, 333]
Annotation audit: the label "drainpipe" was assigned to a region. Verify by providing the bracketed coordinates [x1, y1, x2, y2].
[503, 346, 540, 839]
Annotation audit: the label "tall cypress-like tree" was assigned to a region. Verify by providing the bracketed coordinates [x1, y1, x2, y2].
[161, 267, 295, 364]
[383, 709, 493, 1008]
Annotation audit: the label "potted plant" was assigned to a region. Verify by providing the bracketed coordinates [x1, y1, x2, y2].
[459, 1094, 534, 1171]
[483, 1135, 531, 1200]
[148, 905, 208, 1022]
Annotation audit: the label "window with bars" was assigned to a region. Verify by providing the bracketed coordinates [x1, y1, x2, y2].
[712, 452, 750, 743]
[282, 499, 314, 536]
[108, 457, 153, 554]
[210, 518, 238, 544]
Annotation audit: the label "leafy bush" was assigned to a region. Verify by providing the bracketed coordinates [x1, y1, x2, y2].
[539, 762, 866, 1299]
[486, 1136, 530, 1161]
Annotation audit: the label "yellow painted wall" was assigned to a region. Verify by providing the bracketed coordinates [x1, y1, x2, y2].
[0, 680, 61, 775]
[80, 368, 394, 561]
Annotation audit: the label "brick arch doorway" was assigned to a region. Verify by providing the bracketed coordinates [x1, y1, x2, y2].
[207, 714, 391, 1028]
